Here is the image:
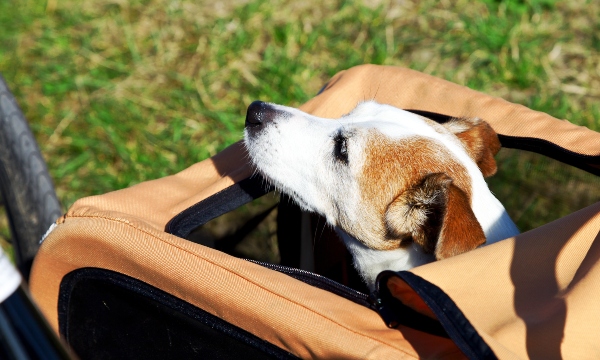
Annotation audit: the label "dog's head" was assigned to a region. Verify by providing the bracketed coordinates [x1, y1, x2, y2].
[244, 101, 501, 260]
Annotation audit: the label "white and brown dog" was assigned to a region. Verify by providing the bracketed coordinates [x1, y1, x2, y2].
[244, 100, 519, 289]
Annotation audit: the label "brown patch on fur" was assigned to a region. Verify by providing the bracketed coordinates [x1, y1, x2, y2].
[443, 118, 501, 177]
[436, 182, 486, 259]
[356, 132, 472, 250]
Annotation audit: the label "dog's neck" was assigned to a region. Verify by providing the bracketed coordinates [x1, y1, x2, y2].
[336, 229, 434, 291]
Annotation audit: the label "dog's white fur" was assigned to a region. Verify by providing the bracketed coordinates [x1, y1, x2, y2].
[245, 101, 519, 289]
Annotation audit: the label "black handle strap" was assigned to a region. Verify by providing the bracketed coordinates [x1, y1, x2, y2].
[165, 176, 273, 238]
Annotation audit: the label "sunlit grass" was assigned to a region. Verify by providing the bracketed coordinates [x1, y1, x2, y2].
[0, 0, 599, 247]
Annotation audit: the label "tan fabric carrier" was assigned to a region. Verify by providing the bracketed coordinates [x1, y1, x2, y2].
[30, 65, 600, 359]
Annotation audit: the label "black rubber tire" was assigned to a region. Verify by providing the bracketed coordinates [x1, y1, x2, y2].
[0, 74, 62, 280]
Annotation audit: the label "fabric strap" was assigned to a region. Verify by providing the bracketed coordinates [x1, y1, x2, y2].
[165, 176, 273, 238]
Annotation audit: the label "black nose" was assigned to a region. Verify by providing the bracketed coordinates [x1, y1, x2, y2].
[245, 100, 277, 127]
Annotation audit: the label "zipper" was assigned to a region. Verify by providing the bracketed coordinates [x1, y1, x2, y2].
[248, 260, 426, 333]
[247, 260, 372, 308]
[368, 290, 400, 328]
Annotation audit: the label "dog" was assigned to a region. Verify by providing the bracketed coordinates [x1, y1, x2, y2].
[244, 100, 519, 290]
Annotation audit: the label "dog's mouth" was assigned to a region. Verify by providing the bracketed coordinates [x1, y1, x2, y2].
[247, 161, 316, 212]
[243, 133, 305, 210]
[245, 148, 320, 215]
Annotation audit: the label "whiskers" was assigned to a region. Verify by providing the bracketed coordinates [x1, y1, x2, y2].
[312, 215, 334, 250]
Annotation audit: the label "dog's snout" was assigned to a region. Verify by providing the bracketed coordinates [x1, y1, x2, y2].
[245, 100, 277, 127]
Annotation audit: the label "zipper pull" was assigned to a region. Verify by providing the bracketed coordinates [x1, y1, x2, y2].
[369, 291, 399, 328]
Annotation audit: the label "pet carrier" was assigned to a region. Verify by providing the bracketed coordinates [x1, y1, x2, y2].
[11, 65, 600, 359]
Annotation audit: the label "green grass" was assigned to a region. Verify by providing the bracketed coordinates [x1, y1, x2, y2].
[1, 0, 599, 254]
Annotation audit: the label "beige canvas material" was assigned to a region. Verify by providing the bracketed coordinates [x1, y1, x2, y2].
[392, 201, 600, 359]
[62, 141, 253, 232]
[30, 214, 465, 359]
[30, 64, 600, 358]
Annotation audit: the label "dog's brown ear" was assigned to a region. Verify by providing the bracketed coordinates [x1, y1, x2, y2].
[385, 172, 486, 259]
[442, 117, 501, 177]
[435, 177, 487, 259]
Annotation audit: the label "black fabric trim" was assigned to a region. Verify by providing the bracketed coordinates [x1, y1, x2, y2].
[497, 134, 600, 176]
[165, 176, 273, 238]
[378, 271, 497, 360]
[247, 260, 372, 308]
[371, 283, 449, 338]
[317, 83, 328, 95]
[59, 267, 298, 359]
[405, 109, 600, 177]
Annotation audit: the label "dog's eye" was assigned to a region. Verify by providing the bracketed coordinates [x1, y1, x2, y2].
[333, 133, 349, 164]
